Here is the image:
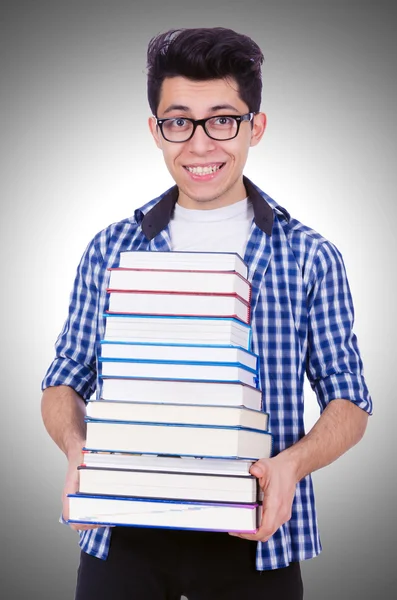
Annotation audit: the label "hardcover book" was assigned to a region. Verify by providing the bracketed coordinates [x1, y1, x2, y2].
[99, 359, 258, 388]
[106, 291, 250, 324]
[68, 494, 260, 532]
[81, 452, 258, 475]
[100, 379, 263, 410]
[86, 400, 268, 431]
[78, 466, 259, 503]
[103, 315, 252, 349]
[117, 250, 248, 279]
[108, 268, 251, 303]
[85, 419, 272, 460]
[100, 341, 258, 372]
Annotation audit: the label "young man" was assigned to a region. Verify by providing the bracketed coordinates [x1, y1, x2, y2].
[41, 28, 372, 600]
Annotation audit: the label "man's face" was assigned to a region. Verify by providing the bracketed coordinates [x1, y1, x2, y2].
[149, 76, 266, 209]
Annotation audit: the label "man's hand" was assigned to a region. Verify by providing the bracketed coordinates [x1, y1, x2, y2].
[62, 450, 99, 532]
[229, 455, 298, 542]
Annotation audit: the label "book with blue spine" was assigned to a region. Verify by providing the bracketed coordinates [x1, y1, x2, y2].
[100, 341, 258, 371]
[86, 399, 268, 430]
[99, 358, 259, 388]
[84, 419, 272, 460]
[67, 494, 261, 532]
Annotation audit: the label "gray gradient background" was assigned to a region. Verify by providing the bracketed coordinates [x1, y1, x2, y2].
[1, 0, 396, 598]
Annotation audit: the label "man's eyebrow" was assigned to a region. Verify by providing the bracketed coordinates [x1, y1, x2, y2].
[210, 104, 239, 113]
[162, 103, 240, 116]
[162, 104, 190, 115]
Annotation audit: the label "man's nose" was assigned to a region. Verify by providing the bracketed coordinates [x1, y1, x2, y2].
[187, 123, 216, 153]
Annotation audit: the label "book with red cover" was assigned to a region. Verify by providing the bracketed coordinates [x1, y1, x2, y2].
[106, 291, 251, 324]
[107, 268, 251, 304]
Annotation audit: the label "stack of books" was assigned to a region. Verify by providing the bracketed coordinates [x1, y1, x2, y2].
[68, 251, 272, 532]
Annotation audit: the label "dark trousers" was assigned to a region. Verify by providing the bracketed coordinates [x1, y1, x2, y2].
[75, 526, 304, 600]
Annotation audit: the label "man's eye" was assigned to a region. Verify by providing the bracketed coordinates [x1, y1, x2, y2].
[215, 117, 232, 126]
[173, 118, 188, 127]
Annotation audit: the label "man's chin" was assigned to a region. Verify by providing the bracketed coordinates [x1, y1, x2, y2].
[177, 183, 229, 209]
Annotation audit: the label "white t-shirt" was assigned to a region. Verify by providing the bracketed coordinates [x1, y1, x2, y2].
[169, 198, 254, 259]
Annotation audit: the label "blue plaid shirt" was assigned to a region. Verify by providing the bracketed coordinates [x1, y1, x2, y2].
[42, 177, 372, 570]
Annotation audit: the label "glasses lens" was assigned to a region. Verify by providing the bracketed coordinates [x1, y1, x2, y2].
[205, 116, 238, 140]
[162, 118, 193, 142]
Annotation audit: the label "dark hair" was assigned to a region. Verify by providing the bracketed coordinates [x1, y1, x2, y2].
[146, 28, 264, 115]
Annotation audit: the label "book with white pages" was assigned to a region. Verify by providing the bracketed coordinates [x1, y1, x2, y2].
[100, 379, 263, 411]
[99, 359, 258, 388]
[68, 494, 260, 532]
[84, 419, 272, 459]
[100, 341, 258, 372]
[77, 466, 259, 503]
[106, 291, 250, 324]
[81, 452, 258, 476]
[107, 268, 251, 303]
[103, 315, 252, 349]
[117, 250, 248, 279]
[86, 400, 269, 431]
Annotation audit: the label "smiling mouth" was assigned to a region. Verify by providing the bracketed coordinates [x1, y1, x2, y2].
[184, 164, 225, 176]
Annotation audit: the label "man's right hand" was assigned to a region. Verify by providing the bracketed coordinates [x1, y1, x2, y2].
[62, 450, 99, 531]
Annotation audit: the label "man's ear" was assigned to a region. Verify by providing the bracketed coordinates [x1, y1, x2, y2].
[148, 116, 162, 149]
[250, 112, 267, 147]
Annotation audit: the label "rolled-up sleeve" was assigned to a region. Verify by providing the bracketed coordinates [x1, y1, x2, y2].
[41, 236, 102, 401]
[305, 240, 373, 415]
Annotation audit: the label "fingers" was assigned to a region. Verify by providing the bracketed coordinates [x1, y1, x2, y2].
[228, 486, 293, 542]
[69, 523, 101, 531]
[68, 522, 115, 531]
[228, 501, 292, 542]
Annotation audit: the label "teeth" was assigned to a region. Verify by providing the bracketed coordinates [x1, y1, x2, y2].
[186, 165, 222, 175]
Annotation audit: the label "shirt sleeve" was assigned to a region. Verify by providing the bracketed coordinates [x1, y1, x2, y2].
[305, 240, 373, 415]
[41, 236, 102, 401]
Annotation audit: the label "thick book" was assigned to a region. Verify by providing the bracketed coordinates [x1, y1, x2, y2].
[100, 341, 258, 372]
[100, 379, 263, 411]
[81, 452, 258, 475]
[118, 251, 248, 279]
[78, 466, 259, 503]
[86, 400, 269, 431]
[106, 291, 250, 324]
[107, 269, 251, 303]
[99, 359, 258, 388]
[84, 419, 272, 460]
[68, 494, 260, 532]
[103, 315, 252, 349]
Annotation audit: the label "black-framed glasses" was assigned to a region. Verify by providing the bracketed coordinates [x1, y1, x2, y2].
[155, 112, 256, 143]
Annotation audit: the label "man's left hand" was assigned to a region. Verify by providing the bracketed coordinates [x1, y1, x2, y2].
[229, 455, 298, 542]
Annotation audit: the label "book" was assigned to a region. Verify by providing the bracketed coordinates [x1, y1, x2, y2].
[99, 359, 258, 388]
[107, 269, 251, 303]
[106, 291, 250, 324]
[81, 452, 258, 475]
[100, 341, 258, 372]
[78, 466, 258, 503]
[117, 251, 248, 279]
[86, 400, 269, 431]
[104, 315, 252, 349]
[84, 419, 272, 459]
[100, 379, 263, 411]
[68, 494, 260, 532]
